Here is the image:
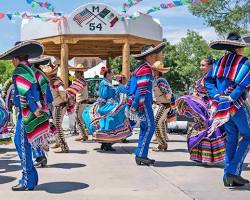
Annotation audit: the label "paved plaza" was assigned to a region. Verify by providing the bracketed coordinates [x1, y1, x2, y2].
[1, 131, 250, 200]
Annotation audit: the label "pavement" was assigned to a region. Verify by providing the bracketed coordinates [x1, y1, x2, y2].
[1, 131, 250, 200]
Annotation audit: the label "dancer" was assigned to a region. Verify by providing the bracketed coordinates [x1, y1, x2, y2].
[67, 64, 89, 142]
[151, 61, 173, 152]
[126, 42, 166, 165]
[0, 41, 52, 191]
[82, 67, 132, 151]
[0, 97, 11, 145]
[205, 32, 250, 187]
[176, 58, 225, 164]
[43, 63, 70, 153]
[29, 56, 55, 167]
[116, 74, 127, 96]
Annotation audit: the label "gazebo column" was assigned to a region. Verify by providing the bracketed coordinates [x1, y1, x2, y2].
[60, 43, 69, 88]
[122, 41, 130, 79]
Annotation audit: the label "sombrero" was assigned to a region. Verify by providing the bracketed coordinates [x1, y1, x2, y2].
[243, 34, 250, 43]
[68, 64, 88, 72]
[0, 40, 44, 60]
[132, 42, 166, 60]
[53, 57, 60, 66]
[209, 32, 249, 51]
[151, 61, 170, 73]
[41, 65, 59, 77]
[29, 56, 51, 66]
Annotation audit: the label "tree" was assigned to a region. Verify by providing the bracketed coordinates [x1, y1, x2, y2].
[189, 0, 250, 35]
[163, 31, 223, 94]
[109, 56, 138, 75]
[244, 47, 250, 58]
[0, 60, 14, 86]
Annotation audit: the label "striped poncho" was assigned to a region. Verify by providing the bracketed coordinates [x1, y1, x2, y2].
[127, 62, 153, 113]
[13, 64, 50, 148]
[67, 77, 87, 98]
[207, 53, 250, 131]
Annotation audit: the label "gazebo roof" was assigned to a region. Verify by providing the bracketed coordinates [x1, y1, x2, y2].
[21, 3, 163, 58]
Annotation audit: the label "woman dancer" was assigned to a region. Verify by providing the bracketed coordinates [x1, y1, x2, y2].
[82, 67, 132, 151]
[176, 58, 225, 164]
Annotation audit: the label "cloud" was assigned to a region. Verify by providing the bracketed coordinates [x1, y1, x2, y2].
[163, 27, 219, 44]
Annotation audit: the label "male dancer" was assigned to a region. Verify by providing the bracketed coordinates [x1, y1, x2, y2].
[67, 64, 89, 142]
[205, 33, 250, 186]
[29, 56, 54, 167]
[0, 41, 49, 191]
[126, 43, 166, 165]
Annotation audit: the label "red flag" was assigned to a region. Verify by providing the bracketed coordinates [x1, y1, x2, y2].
[110, 16, 118, 27]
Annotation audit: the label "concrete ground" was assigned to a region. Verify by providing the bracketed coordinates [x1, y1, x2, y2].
[1, 132, 250, 200]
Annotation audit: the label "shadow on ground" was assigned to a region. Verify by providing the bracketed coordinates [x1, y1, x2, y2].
[0, 175, 16, 184]
[48, 163, 86, 169]
[93, 146, 136, 154]
[67, 150, 88, 154]
[154, 160, 224, 169]
[36, 181, 89, 194]
[0, 160, 20, 174]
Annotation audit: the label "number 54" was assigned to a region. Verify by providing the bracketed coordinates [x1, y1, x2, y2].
[89, 23, 103, 31]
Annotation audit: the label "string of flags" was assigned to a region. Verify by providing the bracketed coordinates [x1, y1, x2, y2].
[0, 0, 64, 23]
[0, 0, 209, 24]
[25, 0, 63, 16]
[0, 12, 65, 23]
[122, 0, 143, 13]
[120, 0, 209, 20]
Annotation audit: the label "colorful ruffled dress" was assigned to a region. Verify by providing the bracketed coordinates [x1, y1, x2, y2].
[82, 78, 132, 142]
[176, 75, 225, 164]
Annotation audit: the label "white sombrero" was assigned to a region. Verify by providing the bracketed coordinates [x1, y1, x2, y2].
[68, 64, 89, 72]
[151, 61, 170, 73]
[132, 42, 166, 60]
[0, 40, 44, 60]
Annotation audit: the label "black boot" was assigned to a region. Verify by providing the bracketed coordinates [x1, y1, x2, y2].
[34, 157, 47, 168]
[12, 183, 34, 191]
[239, 176, 250, 184]
[135, 157, 155, 166]
[107, 143, 116, 151]
[100, 143, 105, 150]
[223, 173, 246, 187]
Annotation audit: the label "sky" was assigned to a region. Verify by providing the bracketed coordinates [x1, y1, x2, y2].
[0, 0, 220, 52]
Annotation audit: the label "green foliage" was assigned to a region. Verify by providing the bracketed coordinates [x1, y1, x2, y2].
[163, 31, 223, 94]
[109, 56, 138, 75]
[0, 60, 14, 86]
[109, 31, 227, 94]
[244, 47, 250, 58]
[189, 0, 250, 36]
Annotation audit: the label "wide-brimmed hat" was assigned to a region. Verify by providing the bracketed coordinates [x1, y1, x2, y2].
[209, 32, 249, 51]
[243, 34, 250, 43]
[0, 40, 44, 60]
[151, 61, 170, 73]
[53, 57, 61, 66]
[29, 56, 51, 66]
[132, 42, 166, 60]
[41, 65, 59, 77]
[68, 64, 88, 72]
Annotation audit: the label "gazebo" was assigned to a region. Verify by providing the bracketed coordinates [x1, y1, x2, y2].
[21, 3, 163, 87]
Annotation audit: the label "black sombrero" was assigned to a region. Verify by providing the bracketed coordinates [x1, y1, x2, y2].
[29, 56, 51, 66]
[243, 34, 250, 43]
[132, 42, 166, 60]
[209, 32, 249, 51]
[0, 40, 44, 60]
